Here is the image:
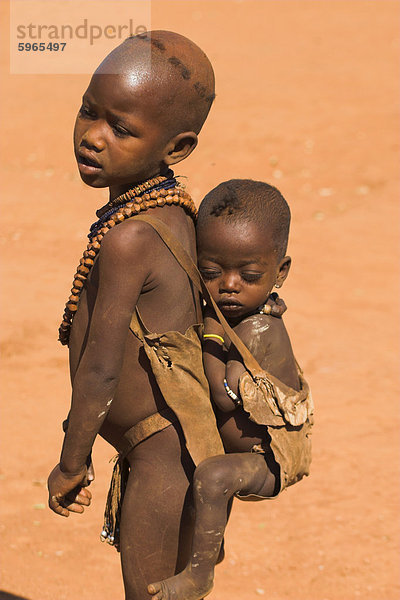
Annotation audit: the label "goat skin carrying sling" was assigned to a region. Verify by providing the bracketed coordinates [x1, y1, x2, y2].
[102, 215, 313, 548]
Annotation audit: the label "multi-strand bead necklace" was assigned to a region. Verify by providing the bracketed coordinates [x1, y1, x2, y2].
[58, 171, 197, 346]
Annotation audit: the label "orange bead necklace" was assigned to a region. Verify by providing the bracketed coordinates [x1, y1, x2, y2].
[59, 172, 197, 346]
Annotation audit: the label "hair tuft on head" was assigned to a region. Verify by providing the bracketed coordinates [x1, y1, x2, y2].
[197, 179, 291, 258]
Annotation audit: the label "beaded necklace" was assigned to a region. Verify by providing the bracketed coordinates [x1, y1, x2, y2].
[58, 171, 197, 346]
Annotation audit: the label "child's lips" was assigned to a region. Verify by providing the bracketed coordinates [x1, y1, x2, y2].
[218, 299, 243, 312]
[77, 151, 102, 173]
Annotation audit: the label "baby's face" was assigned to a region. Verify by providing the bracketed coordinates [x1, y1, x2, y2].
[73, 72, 172, 195]
[197, 219, 287, 324]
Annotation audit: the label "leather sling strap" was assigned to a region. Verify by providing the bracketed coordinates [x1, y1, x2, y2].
[133, 214, 266, 379]
[117, 407, 178, 458]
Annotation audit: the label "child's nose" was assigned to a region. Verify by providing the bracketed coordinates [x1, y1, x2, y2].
[219, 272, 240, 293]
[81, 121, 105, 151]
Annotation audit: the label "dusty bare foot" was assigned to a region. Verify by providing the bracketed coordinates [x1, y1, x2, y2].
[148, 568, 213, 600]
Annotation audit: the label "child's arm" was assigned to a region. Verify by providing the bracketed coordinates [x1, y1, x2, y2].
[203, 297, 289, 413]
[225, 314, 299, 393]
[48, 222, 152, 515]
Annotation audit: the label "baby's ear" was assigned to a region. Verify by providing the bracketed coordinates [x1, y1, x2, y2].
[163, 132, 198, 165]
[275, 256, 291, 288]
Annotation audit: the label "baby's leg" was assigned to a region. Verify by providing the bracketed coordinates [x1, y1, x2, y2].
[120, 427, 195, 600]
[148, 452, 276, 600]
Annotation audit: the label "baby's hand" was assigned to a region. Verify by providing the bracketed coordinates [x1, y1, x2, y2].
[47, 464, 92, 518]
[266, 292, 287, 317]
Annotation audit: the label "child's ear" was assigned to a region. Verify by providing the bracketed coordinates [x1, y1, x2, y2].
[163, 132, 198, 165]
[275, 256, 291, 288]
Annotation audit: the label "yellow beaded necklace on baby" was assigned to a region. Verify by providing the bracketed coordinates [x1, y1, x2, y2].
[58, 171, 197, 346]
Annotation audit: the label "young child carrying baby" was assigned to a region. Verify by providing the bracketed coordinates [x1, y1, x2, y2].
[149, 179, 314, 600]
[47, 31, 226, 600]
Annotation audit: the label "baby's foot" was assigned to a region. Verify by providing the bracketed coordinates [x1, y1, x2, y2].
[148, 569, 213, 600]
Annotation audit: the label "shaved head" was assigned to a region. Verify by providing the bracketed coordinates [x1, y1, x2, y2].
[95, 30, 215, 136]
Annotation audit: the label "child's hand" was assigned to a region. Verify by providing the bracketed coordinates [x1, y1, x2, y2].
[47, 464, 92, 518]
[267, 293, 287, 317]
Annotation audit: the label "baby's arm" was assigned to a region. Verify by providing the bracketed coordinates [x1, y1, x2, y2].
[48, 222, 152, 516]
[202, 292, 288, 412]
[203, 296, 288, 412]
[202, 308, 238, 413]
[226, 314, 300, 391]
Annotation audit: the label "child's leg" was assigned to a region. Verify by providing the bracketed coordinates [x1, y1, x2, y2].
[120, 426, 195, 600]
[148, 452, 276, 600]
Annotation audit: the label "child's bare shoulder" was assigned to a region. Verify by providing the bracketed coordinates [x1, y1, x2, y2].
[234, 313, 283, 351]
[100, 215, 192, 260]
[98, 217, 170, 272]
[100, 217, 158, 254]
[234, 314, 296, 381]
[94, 218, 168, 293]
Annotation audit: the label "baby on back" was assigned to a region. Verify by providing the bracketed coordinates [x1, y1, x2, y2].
[149, 179, 313, 600]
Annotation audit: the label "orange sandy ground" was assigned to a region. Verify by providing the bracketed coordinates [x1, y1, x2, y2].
[1, 2, 399, 599]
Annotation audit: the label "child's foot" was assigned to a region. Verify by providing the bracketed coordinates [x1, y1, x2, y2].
[148, 569, 213, 600]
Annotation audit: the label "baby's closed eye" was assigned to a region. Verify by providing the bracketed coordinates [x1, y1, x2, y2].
[199, 268, 221, 280]
[240, 272, 263, 282]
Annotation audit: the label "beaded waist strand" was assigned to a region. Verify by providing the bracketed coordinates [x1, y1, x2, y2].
[58, 171, 197, 346]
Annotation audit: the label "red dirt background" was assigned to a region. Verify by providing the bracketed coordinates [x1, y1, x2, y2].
[1, 1, 399, 599]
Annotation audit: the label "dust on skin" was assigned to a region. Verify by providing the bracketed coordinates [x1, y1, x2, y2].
[241, 315, 270, 355]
